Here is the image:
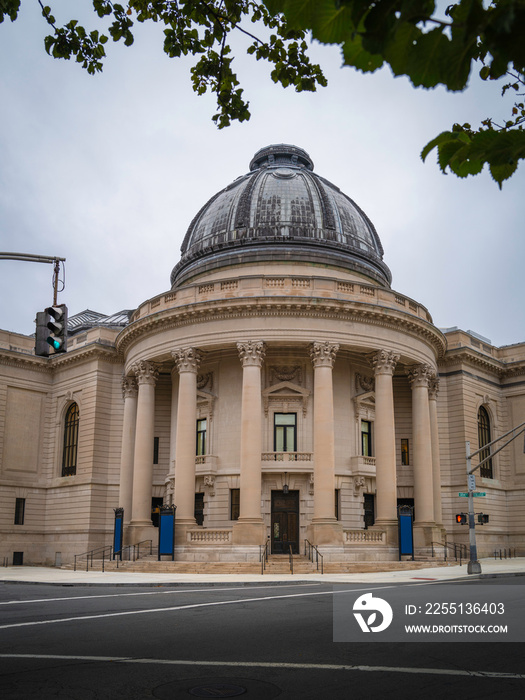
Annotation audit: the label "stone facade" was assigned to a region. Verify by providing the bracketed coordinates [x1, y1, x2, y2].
[1, 145, 524, 565]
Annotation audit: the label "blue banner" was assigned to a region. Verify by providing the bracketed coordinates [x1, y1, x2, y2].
[158, 506, 176, 559]
[399, 514, 413, 556]
[113, 508, 124, 558]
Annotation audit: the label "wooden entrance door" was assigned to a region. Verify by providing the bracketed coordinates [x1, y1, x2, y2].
[271, 490, 299, 554]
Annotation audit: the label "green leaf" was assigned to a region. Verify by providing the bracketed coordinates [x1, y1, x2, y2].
[342, 35, 384, 73]
[489, 161, 518, 188]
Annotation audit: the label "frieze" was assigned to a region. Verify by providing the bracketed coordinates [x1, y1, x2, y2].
[115, 297, 448, 360]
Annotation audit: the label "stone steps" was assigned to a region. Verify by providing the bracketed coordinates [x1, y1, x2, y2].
[62, 556, 454, 575]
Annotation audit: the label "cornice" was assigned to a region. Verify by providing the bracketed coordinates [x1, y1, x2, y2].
[0, 341, 121, 374]
[116, 295, 446, 360]
[438, 347, 505, 377]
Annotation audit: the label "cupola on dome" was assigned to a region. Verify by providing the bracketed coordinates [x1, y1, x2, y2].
[170, 144, 391, 288]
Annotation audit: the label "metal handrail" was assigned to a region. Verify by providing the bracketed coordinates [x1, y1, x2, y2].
[135, 540, 153, 560]
[304, 539, 324, 574]
[431, 541, 467, 564]
[288, 545, 294, 575]
[74, 545, 113, 572]
[260, 539, 270, 574]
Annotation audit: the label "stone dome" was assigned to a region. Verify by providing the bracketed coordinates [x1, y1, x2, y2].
[170, 144, 391, 288]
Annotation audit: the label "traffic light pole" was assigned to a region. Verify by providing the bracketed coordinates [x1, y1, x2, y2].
[465, 441, 481, 574]
[1, 253, 66, 305]
[465, 419, 525, 574]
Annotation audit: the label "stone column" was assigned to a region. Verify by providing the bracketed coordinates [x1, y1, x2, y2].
[232, 340, 266, 546]
[429, 375, 443, 527]
[369, 350, 399, 541]
[118, 375, 138, 528]
[308, 341, 343, 546]
[172, 347, 202, 533]
[408, 364, 436, 544]
[129, 360, 158, 540]
[165, 365, 179, 507]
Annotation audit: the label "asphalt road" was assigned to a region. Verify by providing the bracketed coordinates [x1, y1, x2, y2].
[0, 578, 524, 699]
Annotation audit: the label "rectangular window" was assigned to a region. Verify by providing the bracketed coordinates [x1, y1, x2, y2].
[335, 489, 340, 521]
[274, 413, 297, 452]
[196, 418, 207, 456]
[14, 498, 25, 525]
[401, 439, 409, 465]
[361, 420, 372, 457]
[364, 494, 375, 529]
[153, 437, 159, 465]
[195, 492, 204, 526]
[230, 488, 240, 520]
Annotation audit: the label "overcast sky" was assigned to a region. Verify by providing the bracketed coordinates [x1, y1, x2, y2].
[1, 3, 524, 347]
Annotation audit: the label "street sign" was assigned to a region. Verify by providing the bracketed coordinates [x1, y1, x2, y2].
[468, 474, 476, 490]
[458, 492, 486, 497]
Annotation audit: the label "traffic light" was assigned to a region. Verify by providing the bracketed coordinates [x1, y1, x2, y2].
[456, 513, 467, 525]
[35, 311, 50, 357]
[45, 304, 68, 353]
[477, 513, 489, 525]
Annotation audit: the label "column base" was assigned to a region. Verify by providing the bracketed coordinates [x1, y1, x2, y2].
[371, 520, 399, 547]
[174, 519, 198, 546]
[232, 519, 267, 546]
[126, 522, 157, 547]
[306, 519, 344, 547]
[413, 522, 441, 549]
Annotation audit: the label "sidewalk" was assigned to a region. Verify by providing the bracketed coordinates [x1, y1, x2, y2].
[1, 558, 524, 586]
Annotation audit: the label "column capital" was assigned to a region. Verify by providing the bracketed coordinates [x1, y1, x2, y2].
[131, 360, 159, 386]
[369, 349, 399, 376]
[237, 340, 266, 367]
[172, 347, 203, 373]
[408, 363, 435, 389]
[428, 375, 440, 400]
[310, 341, 339, 368]
[121, 374, 138, 399]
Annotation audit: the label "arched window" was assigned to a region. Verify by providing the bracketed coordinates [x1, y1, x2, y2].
[477, 406, 493, 479]
[62, 403, 79, 477]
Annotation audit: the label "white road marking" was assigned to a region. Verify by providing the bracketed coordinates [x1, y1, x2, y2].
[0, 582, 320, 606]
[0, 581, 446, 631]
[0, 654, 523, 680]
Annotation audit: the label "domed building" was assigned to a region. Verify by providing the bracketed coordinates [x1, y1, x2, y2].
[1, 144, 524, 568]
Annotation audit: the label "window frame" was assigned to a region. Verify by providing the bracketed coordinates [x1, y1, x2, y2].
[14, 498, 25, 525]
[361, 419, 373, 457]
[196, 418, 207, 456]
[401, 438, 410, 466]
[62, 402, 79, 477]
[273, 412, 297, 453]
[478, 405, 493, 479]
[230, 488, 240, 521]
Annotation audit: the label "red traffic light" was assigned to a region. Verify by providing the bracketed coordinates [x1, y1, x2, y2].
[456, 513, 467, 524]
